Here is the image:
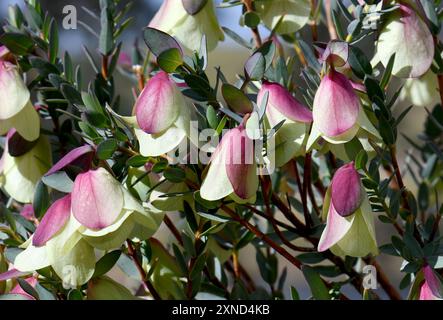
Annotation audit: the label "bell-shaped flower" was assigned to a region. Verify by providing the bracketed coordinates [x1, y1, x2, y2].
[200, 124, 259, 203]
[0, 55, 40, 142]
[255, 0, 310, 35]
[308, 69, 379, 149]
[149, 0, 224, 52]
[13, 168, 163, 287]
[258, 80, 312, 167]
[419, 265, 443, 300]
[374, 4, 434, 78]
[0, 131, 52, 203]
[318, 162, 378, 257]
[400, 70, 439, 107]
[133, 71, 198, 157]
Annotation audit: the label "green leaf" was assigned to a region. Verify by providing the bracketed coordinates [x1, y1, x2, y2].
[206, 105, 219, 129]
[221, 27, 252, 49]
[157, 48, 183, 73]
[297, 252, 326, 264]
[99, 3, 114, 55]
[348, 45, 372, 79]
[42, 171, 74, 193]
[290, 286, 300, 300]
[61, 83, 83, 105]
[222, 83, 253, 114]
[244, 52, 266, 81]
[126, 155, 148, 167]
[0, 33, 35, 55]
[143, 27, 182, 57]
[301, 265, 331, 300]
[68, 289, 83, 300]
[164, 167, 186, 183]
[380, 53, 395, 90]
[97, 138, 118, 160]
[94, 250, 122, 277]
[355, 150, 368, 170]
[403, 232, 423, 259]
[17, 279, 40, 300]
[33, 181, 50, 219]
[244, 11, 260, 28]
[48, 18, 59, 64]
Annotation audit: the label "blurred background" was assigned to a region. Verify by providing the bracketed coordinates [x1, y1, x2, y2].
[0, 0, 427, 299]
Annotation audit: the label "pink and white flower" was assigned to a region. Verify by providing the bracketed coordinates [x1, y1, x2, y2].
[200, 124, 259, 203]
[0, 47, 40, 142]
[149, 0, 224, 52]
[133, 71, 198, 157]
[374, 3, 434, 78]
[257, 80, 312, 167]
[318, 162, 378, 257]
[13, 168, 163, 286]
[308, 69, 379, 148]
[419, 265, 443, 300]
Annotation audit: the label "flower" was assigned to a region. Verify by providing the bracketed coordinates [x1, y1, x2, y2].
[200, 124, 259, 203]
[318, 162, 378, 257]
[257, 80, 312, 167]
[308, 69, 379, 148]
[419, 265, 443, 300]
[13, 168, 163, 287]
[133, 71, 198, 157]
[149, 0, 224, 52]
[255, 0, 311, 34]
[400, 70, 439, 107]
[0, 48, 40, 142]
[0, 131, 52, 203]
[374, 3, 434, 78]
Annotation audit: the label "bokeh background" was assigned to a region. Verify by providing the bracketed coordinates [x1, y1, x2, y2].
[0, 0, 428, 299]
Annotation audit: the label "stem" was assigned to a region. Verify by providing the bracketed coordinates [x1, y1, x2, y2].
[221, 205, 302, 269]
[126, 240, 162, 300]
[324, 0, 338, 40]
[364, 258, 402, 300]
[101, 54, 109, 80]
[389, 145, 423, 246]
[302, 153, 314, 227]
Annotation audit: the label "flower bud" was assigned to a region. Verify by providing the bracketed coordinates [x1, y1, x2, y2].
[375, 4, 434, 78]
[318, 162, 378, 257]
[149, 0, 224, 52]
[200, 125, 258, 203]
[255, 0, 310, 35]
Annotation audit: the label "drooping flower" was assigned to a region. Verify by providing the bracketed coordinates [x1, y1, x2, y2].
[308, 69, 379, 148]
[0, 131, 52, 203]
[318, 162, 378, 257]
[400, 70, 439, 107]
[257, 80, 312, 167]
[149, 0, 224, 52]
[375, 3, 434, 78]
[419, 265, 443, 300]
[13, 168, 163, 287]
[0, 48, 40, 142]
[200, 124, 259, 203]
[255, 0, 311, 35]
[133, 71, 198, 157]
